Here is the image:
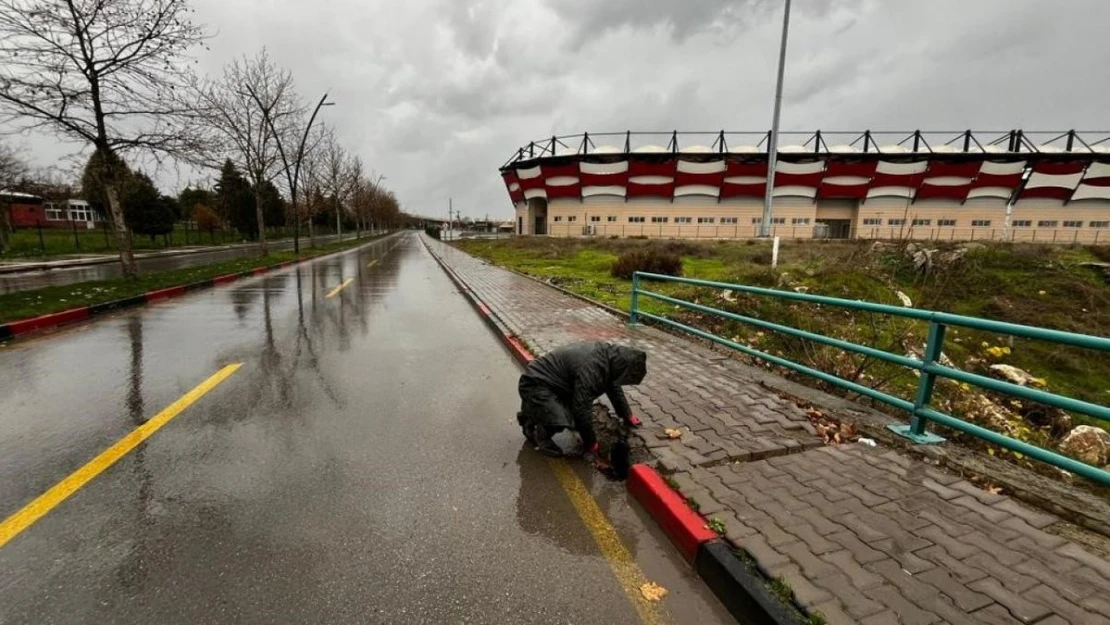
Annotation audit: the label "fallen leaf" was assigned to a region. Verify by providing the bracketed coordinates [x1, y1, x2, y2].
[664, 428, 683, 439]
[640, 582, 668, 602]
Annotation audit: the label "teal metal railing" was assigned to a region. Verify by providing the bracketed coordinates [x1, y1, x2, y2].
[630, 271, 1110, 485]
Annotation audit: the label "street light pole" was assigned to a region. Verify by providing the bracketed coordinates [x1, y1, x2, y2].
[250, 87, 334, 255]
[760, 0, 792, 238]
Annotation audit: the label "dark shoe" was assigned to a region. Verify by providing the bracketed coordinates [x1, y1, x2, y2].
[533, 425, 564, 457]
[521, 423, 537, 445]
[535, 439, 564, 457]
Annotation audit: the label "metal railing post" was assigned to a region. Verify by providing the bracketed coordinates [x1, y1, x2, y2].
[890, 321, 947, 444]
[629, 273, 641, 325]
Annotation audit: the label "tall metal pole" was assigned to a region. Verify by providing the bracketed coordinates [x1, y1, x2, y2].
[760, 0, 792, 238]
[249, 88, 333, 255]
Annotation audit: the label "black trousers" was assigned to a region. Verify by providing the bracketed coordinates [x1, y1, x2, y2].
[517, 378, 596, 448]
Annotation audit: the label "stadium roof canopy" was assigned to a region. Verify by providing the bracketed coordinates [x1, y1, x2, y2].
[502, 130, 1110, 169]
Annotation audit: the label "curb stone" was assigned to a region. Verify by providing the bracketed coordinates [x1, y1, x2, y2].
[423, 235, 804, 625]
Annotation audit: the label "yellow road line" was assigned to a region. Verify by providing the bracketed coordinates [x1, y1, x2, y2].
[0, 363, 242, 549]
[367, 260, 378, 268]
[325, 278, 354, 298]
[547, 459, 669, 625]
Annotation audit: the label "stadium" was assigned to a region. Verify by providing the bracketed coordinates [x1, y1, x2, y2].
[499, 130, 1110, 243]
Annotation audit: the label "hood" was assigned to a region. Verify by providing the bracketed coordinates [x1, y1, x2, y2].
[608, 344, 647, 386]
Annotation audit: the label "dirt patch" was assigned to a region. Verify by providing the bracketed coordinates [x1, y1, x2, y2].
[591, 403, 653, 466]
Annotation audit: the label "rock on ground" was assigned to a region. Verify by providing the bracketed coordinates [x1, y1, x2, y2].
[1058, 425, 1110, 466]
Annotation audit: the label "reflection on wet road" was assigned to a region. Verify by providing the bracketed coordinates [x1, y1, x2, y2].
[0, 234, 343, 294]
[0, 234, 732, 624]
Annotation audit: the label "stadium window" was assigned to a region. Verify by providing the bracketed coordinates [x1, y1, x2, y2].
[553, 216, 562, 222]
[628, 216, 645, 223]
[1063, 220, 1082, 228]
[771, 217, 786, 224]
[888, 219, 905, 225]
[650, 216, 668, 224]
[938, 219, 956, 227]
[1012, 220, 1031, 227]
[720, 217, 738, 224]
[791, 217, 810, 225]
[1037, 220, 1058, 228]
[675, 217, 692, 224]
[567, 215, 577, 222]
[750, 217, 762, 224]
[912, 218, 931, 226]
[697, 217, 714, 224]
[1091, 221, 1109, 228]
[590, 215, 600, 222]
[606, 216, 617, 222]
[862, 218, 881, 226]
[971, 219, 991, 227]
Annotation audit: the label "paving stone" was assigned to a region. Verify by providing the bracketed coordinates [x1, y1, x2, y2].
[870, 587, 942, 625]
[914, 545, 989, 584]
[1025, 585, 1110, 625]
[959, 535, 1029, 568]
[950, 494, 1013, 524]
[782, 522, 840, 555]
[859, 611, 904, 625]
[773, 564, 833, 607]
[949, 480, 1009, 505]
[968, 579, 1053, 624]
[999, 517, 1068, 550]
[779, 540, 840, 579]
[915, 525, 978, 560]
[809, 572, 886, 620]
[1081, 594, 1110, 619]
[819, 549, 884, 590]
[1054, 543, 1110, 583]
[916, 567, 994, 611]
[810, 598, 860, 625]
[1013, 559, 1097, 603]
[827, 531, 888, 565]
[968, 604, 1025, 625]
[736, 533, 792, 572]
[963, 554, 1038, 593]
[791, 505, 847, 536]
[990, 498, 1059, 529]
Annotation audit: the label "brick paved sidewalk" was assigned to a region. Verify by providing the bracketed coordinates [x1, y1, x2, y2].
[426, 236, 1110, 625]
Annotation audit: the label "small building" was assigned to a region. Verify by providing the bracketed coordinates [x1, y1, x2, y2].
[1, 191, 106, 229]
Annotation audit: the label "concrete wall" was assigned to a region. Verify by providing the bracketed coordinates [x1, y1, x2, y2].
[528, 195, 1110, 243]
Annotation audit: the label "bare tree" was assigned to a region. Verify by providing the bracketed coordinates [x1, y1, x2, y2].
[317, 127, 356, 241]
[346, 156, 365, 238]
[202, 49, 300, 255]
[0, 141, 30, 252]
[0, 0, 208, 277]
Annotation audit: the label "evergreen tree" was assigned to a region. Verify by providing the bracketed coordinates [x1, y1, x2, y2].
[179, 187, 215, 222]
[126, 172, 174, 241]
[257, 179, 285, 228]
[215, 159, 256, 238]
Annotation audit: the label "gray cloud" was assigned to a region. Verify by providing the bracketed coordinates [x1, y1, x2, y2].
[5, 0, 1110, 222]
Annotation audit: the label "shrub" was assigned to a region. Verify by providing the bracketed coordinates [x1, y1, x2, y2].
[610, 248, 683, 279]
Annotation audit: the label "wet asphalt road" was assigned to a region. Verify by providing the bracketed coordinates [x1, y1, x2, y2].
[0, 234, 344, 295]
[0, 233, 732, 624]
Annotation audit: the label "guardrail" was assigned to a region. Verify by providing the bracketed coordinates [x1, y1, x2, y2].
[629, 271, 1110, 485]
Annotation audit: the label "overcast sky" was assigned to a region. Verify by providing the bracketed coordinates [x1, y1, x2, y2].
[10, 0, 1110, 219]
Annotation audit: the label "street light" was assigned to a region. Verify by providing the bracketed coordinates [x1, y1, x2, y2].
[249, 87, 335, 254]
[760, 0, 792, 238]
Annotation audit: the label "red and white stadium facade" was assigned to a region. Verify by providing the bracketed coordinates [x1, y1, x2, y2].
[499, 130, 1110, 242]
